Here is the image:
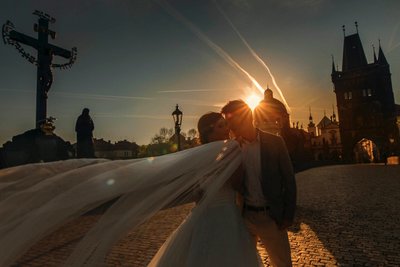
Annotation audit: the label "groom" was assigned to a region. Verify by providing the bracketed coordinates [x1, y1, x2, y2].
[221, 100, 296, 267]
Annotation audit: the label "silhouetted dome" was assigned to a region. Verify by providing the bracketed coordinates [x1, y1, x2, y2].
[259, 97, 288, 115]
[260, 89, 288, 114]
[254, 88, 290, 132]
[264, 88, 273, 99]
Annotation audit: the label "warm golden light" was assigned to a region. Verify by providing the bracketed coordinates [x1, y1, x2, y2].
[245, 93, 262, 110]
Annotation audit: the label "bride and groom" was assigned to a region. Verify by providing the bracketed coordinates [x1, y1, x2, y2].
[0, 99, 296, 267]
[150, 99, 296, 267]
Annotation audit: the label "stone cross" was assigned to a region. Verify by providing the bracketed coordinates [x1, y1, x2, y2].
[2, 10, 77, 128]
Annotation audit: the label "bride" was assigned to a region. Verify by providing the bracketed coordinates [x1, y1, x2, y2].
[0, 112, 261, 266]
[149, 112, 261, 267]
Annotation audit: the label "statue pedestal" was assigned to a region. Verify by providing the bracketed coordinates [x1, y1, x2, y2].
[0, 128, 73, 169]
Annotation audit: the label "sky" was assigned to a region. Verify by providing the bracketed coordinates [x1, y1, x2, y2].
[1, 0, 400, 145]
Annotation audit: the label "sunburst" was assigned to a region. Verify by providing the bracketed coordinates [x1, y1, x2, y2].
[245, 93, 262, 110]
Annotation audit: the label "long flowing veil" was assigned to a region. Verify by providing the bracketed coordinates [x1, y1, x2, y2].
[0, 140, 242, 266]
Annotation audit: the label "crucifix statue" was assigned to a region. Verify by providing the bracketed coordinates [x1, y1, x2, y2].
[2, 10, 77, 128]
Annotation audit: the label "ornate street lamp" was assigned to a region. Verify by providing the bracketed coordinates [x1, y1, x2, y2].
[172, 104, 183, 151]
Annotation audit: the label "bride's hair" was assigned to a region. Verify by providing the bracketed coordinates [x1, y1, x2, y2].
[197, 112, 224, 144]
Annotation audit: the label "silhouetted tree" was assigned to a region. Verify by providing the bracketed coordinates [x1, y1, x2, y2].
[187, 128, 198, 140]
[151, 127, 173, 144]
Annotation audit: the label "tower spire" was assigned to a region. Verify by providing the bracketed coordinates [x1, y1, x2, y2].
[342, 25, 346, 37]
[341, 23, 367, 71]
[331, 54, 336, 73]
[307, 106, 316, 134]
[372, 44, 377, 63]
[378, 39, 388, 65]
[355, 21, 358, 33]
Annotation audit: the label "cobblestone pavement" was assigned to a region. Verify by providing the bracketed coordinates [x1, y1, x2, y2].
[14, 164, 400, 266]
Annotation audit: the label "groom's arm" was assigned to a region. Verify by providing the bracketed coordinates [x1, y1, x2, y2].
[229, 164, 245, 194]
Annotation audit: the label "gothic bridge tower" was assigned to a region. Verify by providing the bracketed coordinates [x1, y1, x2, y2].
[331, 23, 399, 162]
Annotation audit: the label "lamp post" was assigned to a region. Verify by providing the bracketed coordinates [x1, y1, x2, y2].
[172, 104, 183, 151]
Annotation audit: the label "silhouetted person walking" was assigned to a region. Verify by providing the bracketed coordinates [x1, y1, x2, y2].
[75, 108, 95, 158]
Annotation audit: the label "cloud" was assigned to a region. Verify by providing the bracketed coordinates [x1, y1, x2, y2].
[388, 22, 400, 54]
[225, 0, 252, 9]
[269, 0, 328, 8]
[0, 88, 32, 93]
[53, 92, 153, 101]
[157, 96, 224, 108]
[157, 89, 230, 93]
[0, 88, 152, 101]
[93, 113, 198, 120]
[220, 0, 328, 9]
[156, 0, 265, 93]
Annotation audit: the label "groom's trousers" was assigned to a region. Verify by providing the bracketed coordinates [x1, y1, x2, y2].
[244, 210, 292, 267]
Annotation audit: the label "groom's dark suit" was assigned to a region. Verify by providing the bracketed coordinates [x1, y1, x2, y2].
[239, 130, 296, 267]
[222, 99, 296, 267]
[258, 130, 296, 226]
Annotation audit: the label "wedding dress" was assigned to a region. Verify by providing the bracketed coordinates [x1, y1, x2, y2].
[148, 182, 261, 267]
[0, 140, 260, 266]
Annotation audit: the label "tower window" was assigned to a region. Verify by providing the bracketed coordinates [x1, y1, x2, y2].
[345, 91, 352, 100]
[363, 89, 372, 97]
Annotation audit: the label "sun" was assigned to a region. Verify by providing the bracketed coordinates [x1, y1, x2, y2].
[245, 93, 263, 110]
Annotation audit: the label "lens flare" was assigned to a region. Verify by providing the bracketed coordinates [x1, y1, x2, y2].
[213, 0, 291, 113]
[170, 144, 178, 152]
[245, 93, 262, 110]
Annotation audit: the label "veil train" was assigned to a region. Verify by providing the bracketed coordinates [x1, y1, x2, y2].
[0, 140, 241, 266]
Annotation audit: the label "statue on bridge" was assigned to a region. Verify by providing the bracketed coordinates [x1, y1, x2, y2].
[75, 108, 95, 158]
[0, 11, 77, 168]
[2, 10, 77, 128]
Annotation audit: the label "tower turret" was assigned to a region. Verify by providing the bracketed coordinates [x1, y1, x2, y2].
[378, 41, 388, 65]
[307, 107, 317, 136]
[342, 22, 368, 71]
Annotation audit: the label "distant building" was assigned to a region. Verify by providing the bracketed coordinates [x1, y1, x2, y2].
[254, 87, 290, 135]
[254, 84, 345, 169]
[113, 140, 139, 159]
[93, 138, 139, 159]
[254, 25, 399, 164]
[93, 138, 113, 158]
[254, 89, 313, 168]
[308, 110, 342, 161]
[331, 24, 400, 162]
